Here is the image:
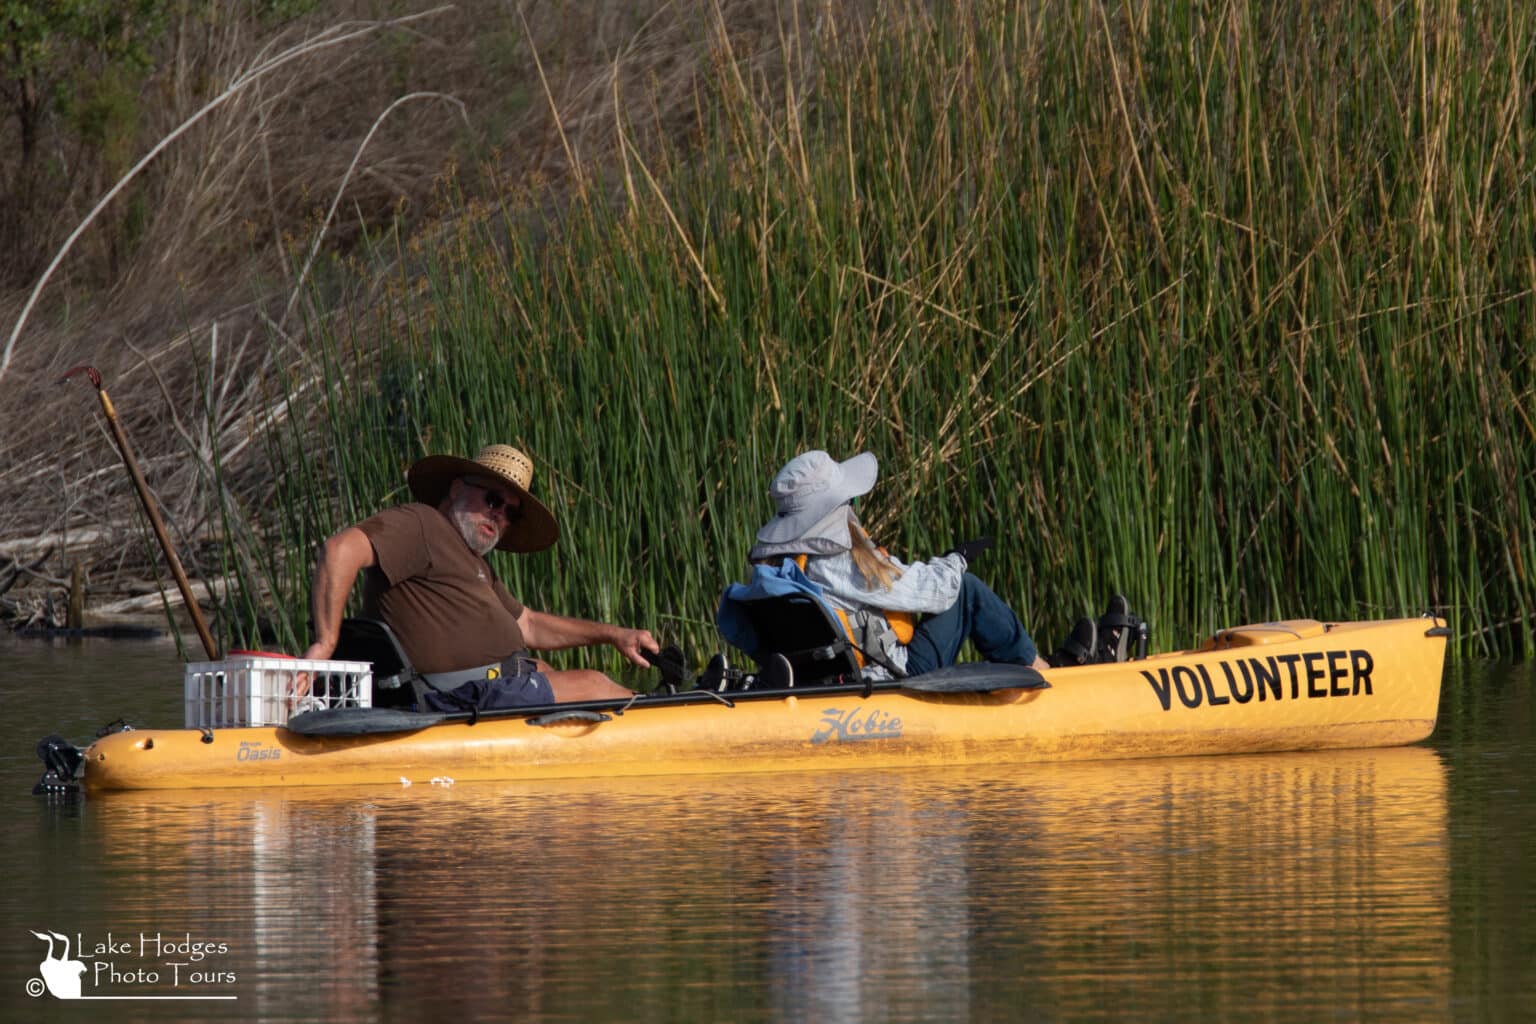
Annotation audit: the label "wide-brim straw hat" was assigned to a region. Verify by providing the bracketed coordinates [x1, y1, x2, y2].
[754, 450, 879, 547]
[407, 444, 559, 553]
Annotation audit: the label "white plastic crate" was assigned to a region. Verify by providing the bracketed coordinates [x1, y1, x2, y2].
[184, 656, 372, 729]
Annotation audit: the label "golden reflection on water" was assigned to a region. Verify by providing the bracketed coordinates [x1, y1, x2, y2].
[83, 746, 1449, 1020]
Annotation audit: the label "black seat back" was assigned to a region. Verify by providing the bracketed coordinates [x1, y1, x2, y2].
[736, 593, 861, 686]
[333, 618, 419, 708]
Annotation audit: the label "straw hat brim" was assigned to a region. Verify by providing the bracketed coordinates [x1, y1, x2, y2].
[407, 454, 559, 553]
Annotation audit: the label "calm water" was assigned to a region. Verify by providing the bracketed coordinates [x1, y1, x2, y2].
[1, 637, 1532, 1022]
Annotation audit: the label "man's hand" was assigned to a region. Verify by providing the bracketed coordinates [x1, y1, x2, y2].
[293, 642, 337, 705]
[611, 626, 660, 667]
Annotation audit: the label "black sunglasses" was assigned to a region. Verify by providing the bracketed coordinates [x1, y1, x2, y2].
[466, 480, 523, 519]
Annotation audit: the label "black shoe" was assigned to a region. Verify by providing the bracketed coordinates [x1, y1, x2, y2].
[1055, 618, 1097, 666]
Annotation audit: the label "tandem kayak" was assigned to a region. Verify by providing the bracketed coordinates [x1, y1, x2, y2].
[37, 616, 1448, 794]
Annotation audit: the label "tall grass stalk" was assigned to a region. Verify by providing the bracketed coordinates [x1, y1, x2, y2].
[219, 0, 1535, 669]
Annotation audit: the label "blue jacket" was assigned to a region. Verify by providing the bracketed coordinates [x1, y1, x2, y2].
[715, 560, 831, 656]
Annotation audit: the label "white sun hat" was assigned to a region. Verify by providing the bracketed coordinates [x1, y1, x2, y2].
[752, 450, 879, 550]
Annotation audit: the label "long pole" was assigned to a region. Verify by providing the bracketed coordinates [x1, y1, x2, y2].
[63, 366, 220, 659]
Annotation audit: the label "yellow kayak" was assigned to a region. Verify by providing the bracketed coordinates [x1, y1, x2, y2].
[58, 616, 1447, 793]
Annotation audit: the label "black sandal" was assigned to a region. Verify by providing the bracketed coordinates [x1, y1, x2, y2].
[1097, 594, 1132, 662]
[1054, 617, 1098, 666]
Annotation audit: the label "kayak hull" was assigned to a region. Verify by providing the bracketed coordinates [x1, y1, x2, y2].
[79, 617, 1448, 792]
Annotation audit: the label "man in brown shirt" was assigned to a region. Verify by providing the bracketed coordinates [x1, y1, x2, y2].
[302, 444, 656, 707]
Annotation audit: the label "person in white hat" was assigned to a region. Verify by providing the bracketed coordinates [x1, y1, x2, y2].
[744, 449, 1048, 677]
[302, 444, 656, 708]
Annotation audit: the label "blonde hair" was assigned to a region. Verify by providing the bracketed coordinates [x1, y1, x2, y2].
[849, 512, 903, 590]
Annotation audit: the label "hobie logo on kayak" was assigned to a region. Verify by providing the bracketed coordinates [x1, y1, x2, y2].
[1142, 649, 1375, 711]
[26, 929, 237, 1001]
[236, 740, 281, 762]
[810, 707, 903, 744]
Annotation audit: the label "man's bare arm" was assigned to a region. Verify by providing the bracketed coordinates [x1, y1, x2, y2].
[300, 527, 376, 660]
[516, 607, 658, 667]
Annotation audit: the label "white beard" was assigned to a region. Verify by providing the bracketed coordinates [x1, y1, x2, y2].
[450, 499, 499, 556]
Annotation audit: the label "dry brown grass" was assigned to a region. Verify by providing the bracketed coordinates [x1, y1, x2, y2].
[0, 0, 839, 627]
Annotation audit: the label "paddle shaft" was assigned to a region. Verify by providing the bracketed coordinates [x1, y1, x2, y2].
[286, 666, 1049, 736]
[65, 367, 219, 660]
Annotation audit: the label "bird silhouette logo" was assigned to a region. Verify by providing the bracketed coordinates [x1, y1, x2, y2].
[28, 930, 86, 999]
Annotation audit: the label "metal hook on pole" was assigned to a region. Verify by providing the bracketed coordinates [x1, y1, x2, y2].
[62, 365, 220, 660]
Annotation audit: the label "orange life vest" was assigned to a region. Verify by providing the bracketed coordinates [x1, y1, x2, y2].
[791, 554, 916, 648]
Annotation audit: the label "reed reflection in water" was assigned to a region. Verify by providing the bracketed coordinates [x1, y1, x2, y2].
[78, 745, 1449, 1020]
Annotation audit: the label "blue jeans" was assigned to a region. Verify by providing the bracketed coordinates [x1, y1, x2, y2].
[904, 573, 1038, 675]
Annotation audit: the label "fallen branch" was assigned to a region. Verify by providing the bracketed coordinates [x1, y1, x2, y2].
[0, 548, 54, 597]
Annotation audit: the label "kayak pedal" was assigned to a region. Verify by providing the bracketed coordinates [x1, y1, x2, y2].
[642, 644, 692, 693]
[697, 653, 728, 691]
[761, 653, 794, 689]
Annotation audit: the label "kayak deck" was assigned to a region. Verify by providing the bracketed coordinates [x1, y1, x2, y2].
[71, 617, 1449, 793]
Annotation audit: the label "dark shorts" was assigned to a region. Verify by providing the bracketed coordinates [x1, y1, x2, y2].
[421, 657, 555, 712]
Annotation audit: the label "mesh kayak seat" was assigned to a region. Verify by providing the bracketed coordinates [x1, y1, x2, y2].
[332, 618, 426, 709]
[727, 591, 863, 687]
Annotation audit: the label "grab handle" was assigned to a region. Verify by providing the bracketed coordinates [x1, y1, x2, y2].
[525, 709, 612, 727]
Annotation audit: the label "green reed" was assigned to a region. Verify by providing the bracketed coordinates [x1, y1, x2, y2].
[221, 0, 1536, 668]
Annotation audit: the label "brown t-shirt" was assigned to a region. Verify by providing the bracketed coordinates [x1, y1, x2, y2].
[357, 503, 526, 674]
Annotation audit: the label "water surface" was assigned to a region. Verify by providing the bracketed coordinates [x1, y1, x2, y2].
[2, 638, 1531, 1021]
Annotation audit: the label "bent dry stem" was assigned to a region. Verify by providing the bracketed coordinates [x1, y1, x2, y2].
[64, 366, 220, 660]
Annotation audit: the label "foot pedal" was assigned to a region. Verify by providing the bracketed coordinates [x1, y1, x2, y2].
[643, 644, 691, 693]
[698, 653, 728, 692]
[762, 652, 794, 689]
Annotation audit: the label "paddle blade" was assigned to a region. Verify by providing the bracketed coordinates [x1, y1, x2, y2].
[285, 707, 447, 737]
[900, 662, 1050, 693]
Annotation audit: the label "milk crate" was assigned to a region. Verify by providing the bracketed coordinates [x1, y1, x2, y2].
[184, 656, 372, 729]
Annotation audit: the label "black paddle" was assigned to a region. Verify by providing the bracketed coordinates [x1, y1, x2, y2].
[285, 707, 450, 736]
[894, 662, 1048, 693]
[282, 663, 1049, 737]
